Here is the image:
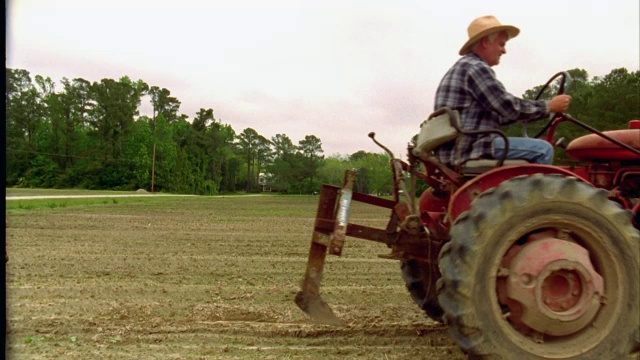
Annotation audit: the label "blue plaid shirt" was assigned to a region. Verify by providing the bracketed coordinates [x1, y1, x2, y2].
[434, 53, 550, 167]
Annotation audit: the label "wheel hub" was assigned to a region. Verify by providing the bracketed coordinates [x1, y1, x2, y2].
[505, 238, 604, 336]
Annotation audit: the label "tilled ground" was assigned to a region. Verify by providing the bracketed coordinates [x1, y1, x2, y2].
[6, 195, 465, 359]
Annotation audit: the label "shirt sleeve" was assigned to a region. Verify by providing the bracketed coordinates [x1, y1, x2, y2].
[467, 63, 550, 125]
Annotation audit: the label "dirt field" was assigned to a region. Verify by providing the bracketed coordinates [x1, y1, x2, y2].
[5, 194, 465, 359]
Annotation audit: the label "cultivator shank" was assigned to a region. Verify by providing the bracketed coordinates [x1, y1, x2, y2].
[295, 168, 442, 324]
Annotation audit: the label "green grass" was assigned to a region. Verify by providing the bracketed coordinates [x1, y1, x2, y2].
[4, 187, 283, 213]
[6, 187, 139, 197]
[6, 196, 178, 213]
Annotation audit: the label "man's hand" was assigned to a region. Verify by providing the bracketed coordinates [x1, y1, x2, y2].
[549, 95, 572, 113]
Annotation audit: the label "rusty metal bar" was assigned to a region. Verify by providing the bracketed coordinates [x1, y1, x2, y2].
[314, 218, 395, 245]
[296, 169, 430, 325]
[295, 174, 350, 325]
[321, 184, 397, 209]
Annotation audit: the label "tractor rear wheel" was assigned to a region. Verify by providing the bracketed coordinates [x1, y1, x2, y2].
[437, 174, 640, 359]
[401, 259, 444, 322]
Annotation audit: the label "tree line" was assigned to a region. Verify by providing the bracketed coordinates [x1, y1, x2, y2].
[5, 68, 393, 195]
[5, 67, 638, 195]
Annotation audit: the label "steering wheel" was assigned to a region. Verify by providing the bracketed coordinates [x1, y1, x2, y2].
[522, 71, 572, 139]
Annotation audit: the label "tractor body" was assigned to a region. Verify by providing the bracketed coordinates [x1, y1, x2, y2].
[295, 106, 640, 358]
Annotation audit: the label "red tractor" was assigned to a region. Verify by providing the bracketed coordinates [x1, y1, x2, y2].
[295, 73, 640, 359]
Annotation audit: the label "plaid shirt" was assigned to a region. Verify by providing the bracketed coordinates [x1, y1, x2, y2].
[434, 53, 550, 167]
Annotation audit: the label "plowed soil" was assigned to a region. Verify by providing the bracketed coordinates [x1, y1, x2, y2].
[6, 195, 465, 359]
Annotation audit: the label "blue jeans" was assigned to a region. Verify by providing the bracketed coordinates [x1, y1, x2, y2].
[492, 137, 554, 165]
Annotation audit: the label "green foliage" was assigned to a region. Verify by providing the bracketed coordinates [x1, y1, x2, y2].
[152, 114, 177, 192]
[7, 66, 637, 195]
[21, 155, 62, 188]
[24, 336, 45, 344]
[202, 180, 219, 195]
[350, 152, 393, 194]
[47, 201, 60, 208]
[15, 202, 35, 210]
[317, 155, 351, 187]
[236, 127, 260, 192]
[149, 86, 181, 124]
[266, 136, 324, 194]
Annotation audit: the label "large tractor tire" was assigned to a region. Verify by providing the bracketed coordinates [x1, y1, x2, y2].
[437, 174, 640, 359]
[401, 259, 444, 322]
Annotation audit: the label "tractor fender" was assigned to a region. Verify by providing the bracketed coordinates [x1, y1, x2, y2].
[448, 164, 589, 223]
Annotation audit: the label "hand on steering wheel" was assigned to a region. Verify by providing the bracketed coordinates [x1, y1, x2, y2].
[522, 71, 572, 139]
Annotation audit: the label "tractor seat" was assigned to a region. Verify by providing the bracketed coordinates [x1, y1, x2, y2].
[414, 107, 529, 175]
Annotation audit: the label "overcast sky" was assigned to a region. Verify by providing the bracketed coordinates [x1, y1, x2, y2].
[7, 0, 640, 157]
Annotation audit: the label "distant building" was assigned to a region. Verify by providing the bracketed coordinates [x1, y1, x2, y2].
[258, 173, 272, 192]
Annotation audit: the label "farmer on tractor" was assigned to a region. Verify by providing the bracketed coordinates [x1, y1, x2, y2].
[296, 12, 640, 360]
[435, 15, 572, 168]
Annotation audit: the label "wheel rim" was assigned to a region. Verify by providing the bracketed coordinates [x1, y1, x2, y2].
[501, 235, 603, 336]
[493, 220, 622, 355]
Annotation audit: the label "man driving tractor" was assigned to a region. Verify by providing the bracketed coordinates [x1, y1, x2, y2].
[435, 15, 572, 167]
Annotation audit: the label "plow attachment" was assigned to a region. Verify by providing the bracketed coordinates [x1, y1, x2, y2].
[295, 170, 403, 324]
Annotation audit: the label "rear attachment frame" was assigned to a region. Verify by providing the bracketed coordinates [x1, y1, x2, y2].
[295, 169, 441, 324]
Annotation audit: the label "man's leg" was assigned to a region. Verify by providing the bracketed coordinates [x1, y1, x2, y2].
[492, 137, 554, 165]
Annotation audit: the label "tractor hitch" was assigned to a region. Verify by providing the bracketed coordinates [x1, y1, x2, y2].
[295, 134, 445, 324]
[294, 170, 357, 325]
[294, 164, 442, 324]
[295, 170, 401, 324]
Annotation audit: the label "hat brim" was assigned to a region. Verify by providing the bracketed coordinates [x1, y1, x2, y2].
[459, 25, 520, 56]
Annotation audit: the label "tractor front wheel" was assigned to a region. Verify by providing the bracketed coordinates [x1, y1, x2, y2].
[438, 174, 639, 359]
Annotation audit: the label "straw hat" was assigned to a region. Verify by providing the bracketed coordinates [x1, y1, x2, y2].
[459, 15, 520, 55]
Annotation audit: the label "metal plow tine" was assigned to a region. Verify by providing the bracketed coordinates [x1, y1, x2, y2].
[295, 171, 357, 326]
[295, 291, 344, 325]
